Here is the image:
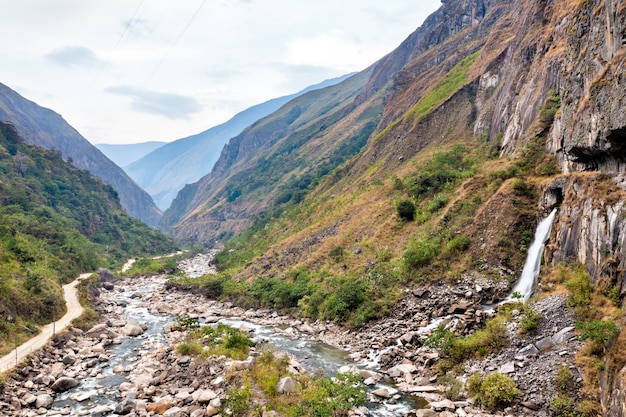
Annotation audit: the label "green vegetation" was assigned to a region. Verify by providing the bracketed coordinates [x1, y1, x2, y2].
[467, 372, 520, 409]
[424, 315, 509, 372]
[576, 320, 619, 343]
[176, 322, 253, 360]
[397, 199, 416, 222]
[518, 306, 543, 334]
[122, 255, 181, 277]
[0, 122, 177, 353]
[376, 50, 481, 140]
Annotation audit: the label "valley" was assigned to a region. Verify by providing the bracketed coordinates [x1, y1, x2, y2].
[0, 0, 625, 415]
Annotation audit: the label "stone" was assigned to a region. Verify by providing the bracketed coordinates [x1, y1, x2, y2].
[407, 385, 439, 393]
[120, 321, 145, 336]
[517, 343, 539, 357]
[147, 400, 172, 414]
[448, 301, 472, 314]
[535, 336, 555, 351]
[35, 394, 53, 409]
[372, 388, 390, 398]
[553, 326, 575, 344]
[163, 406, 184, 417]
[500, 362, 516, 374]
[62, 355, 77, 365]
[430, 399, 455, 411]
[206, 404, 220, 416]
[387, 363, 417, 377]
[192, 389, 218, 403]
[114, 399, 137, 415]
[414, 410, 438, 417]
[277, 376, 299, 394]
[51, 376, 79, 393]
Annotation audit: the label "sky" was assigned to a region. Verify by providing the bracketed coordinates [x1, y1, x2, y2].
[2, 1, 441, 145]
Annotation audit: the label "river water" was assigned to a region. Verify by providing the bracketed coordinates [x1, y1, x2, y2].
[52, 280, 418, 416]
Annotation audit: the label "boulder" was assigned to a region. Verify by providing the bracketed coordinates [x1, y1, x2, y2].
[120, 320, 145, 336]
[114, 399, 137, 415]
[517, 343, 539, 357]
[553, 326, 576, 344]
[22, 393, 37, 405]
[35, 394, 54, 409]
[163, 406, 184, 417]
[429, 399, 455, 411]
[50, 376, 79, 393]
[535, 336, 555, 351]
[192, 389, 217, 403]
[147, 401, 172, 414]
[277, 376, 300, 395]
[372, 388, 390, 398]
[62, 355, 77, 365]
[499, 362, 516, 374]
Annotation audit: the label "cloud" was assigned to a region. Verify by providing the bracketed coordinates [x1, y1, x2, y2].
[105, 85, 201, 119]
[285, 30, 378, 72]
[45, 46, 103, 68]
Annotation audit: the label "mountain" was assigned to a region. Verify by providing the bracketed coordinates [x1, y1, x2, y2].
[0, 83, 162, 227]
[95, 141, 166, 168]
[161, 0, 626, 411]
[124, 75, 353, 210]
[0, 121, 177, 353]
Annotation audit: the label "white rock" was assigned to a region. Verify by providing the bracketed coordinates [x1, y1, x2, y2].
[192, 389, 217, 403]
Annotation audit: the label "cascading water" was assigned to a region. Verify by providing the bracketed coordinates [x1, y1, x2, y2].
[505, 208, 557, 302]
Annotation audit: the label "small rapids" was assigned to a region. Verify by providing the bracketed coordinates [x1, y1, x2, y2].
[52, 280, 420, 416]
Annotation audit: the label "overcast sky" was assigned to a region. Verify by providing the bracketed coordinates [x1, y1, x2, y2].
[2, 1, 441, 145]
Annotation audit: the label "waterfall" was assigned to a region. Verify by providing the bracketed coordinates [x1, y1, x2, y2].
[506, 208, 557, 302]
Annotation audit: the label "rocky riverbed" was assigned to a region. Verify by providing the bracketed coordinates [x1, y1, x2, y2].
[0, 253, 583, 417]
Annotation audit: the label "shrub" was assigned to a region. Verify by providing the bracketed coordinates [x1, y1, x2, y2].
[295, 373, 366, 417]
[564, 268, 592, 317]
[404, 236, 440, 269]
[554, 365, 573, 393]
[470, 372, 520, 408]
[518, 307, 543, 333]
[176, 341, 202, 356]
[397, 200, 416, 222]
[424, 323, 456, 353]
[576, 320, 619, 343]
[467, 373, 483, 398]
[224, 386, 251, 417]
[442, 235, 471, 257]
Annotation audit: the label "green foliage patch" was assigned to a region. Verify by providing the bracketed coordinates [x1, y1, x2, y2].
[468, 372, 520, 409]
[0, 122, 177, 351]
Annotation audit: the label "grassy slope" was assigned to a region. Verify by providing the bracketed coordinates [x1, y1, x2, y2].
[0, 122, 177, 353]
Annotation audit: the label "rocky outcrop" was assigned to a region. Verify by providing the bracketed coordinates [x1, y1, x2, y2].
[542, 174, 626, 291]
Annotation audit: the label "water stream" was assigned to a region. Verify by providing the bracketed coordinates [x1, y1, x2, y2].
[53, 281, 417, 416]
[505, 208, 557, 302]
[51, 210, 558, 415]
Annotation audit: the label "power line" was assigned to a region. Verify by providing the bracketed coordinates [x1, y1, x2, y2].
[102, 0, 208, 142]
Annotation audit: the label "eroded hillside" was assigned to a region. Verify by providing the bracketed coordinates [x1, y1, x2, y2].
[164, 0, 626, 414]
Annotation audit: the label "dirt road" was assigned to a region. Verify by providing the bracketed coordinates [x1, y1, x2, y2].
[0, 273, 92, 372]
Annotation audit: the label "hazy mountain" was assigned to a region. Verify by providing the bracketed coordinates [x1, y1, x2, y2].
[96, 141, 166, 167]
[0, 83, 162, 227]
[125, 74, 353, 210]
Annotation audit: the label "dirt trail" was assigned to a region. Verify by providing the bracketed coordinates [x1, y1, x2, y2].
[0, 273, 92, 372]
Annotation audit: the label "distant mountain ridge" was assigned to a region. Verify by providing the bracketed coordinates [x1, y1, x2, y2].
[96, 141, 166, 168]
[125, 74, 354, 210]
[0, 83, 162, 227]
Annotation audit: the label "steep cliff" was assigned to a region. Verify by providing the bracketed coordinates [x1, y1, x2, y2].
[0, 83, 162, 227]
